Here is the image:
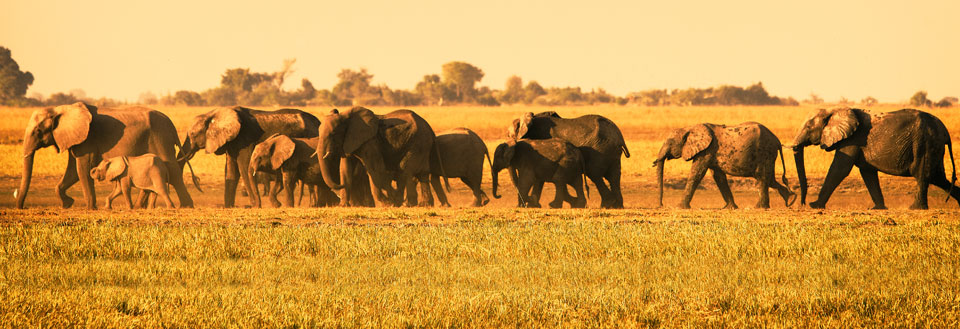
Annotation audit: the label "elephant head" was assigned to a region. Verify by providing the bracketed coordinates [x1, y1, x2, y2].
[16, 102, 94, 208]
[787, 108, 861, 205]
[316, 107, 380, 190]
[491, 141, 520, 202]
[180, 107, 262, 161]
[653, 124, 713, 207]
[89, 157, 127, 182]
[249, 134, 297, 177]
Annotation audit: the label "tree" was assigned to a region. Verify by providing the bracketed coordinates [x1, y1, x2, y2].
[45, 92, 80, 106]
[499, 75, 524, 104]
[274, 58, 296, 89]
[909, 91, 932, 107]
[332, 68, 374, 106]
[415, 74, 449, 106]
[170, 90, 204, 106]
[441, 61, 484, 102]
[138, 91, 158, 105]
[221, 68, 273, 93]
[0, 46, 34, 105]
[523, 81, 546, 104]
[935, 97, 955, 108]
[805, 93, 824, 105]
[861, 96, 878, 106]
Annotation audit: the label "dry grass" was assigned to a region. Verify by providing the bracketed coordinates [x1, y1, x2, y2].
[1, 105, 959, 327]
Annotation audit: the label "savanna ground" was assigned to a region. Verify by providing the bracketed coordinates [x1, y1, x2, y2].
[0, 105, 958, 327]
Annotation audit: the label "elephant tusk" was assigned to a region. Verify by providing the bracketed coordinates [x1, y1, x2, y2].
[13, 189, 18, 199]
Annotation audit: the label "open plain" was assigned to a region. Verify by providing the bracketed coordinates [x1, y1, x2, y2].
[1, 105, 958, 327]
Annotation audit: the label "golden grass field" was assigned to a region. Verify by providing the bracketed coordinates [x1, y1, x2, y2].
[0, 105, 958, 327]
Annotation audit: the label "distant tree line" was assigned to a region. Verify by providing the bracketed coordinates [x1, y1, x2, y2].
[1, 45, 956, 108]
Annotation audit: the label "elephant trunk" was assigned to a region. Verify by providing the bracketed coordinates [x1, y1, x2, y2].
[509, 168, 522, 206]
[794, 147, 807, 206]
[319, 154, 345, 190]
[656, 159, 665, 208]
[16, 153, 35, 209]
[491, 166, 501, 199]
[16, 135, 40, 209]
[177, 136, 197, 164]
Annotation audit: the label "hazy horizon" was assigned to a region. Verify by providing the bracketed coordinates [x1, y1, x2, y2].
[2, 0, 958, 103]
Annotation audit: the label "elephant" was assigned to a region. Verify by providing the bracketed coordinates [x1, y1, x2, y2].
[90, 154, 176, 209]
[789, 108, 958, 209]
[315, 107, 449, 207]
[249, 134, 339, 207]
[508, 111, 629, 208]
[491, 139, 588, 208]
[429, 128, 493, 207]
[179, 106, 320, 208]
[653, 122, 795, 209]
[16, 102, 194, 209]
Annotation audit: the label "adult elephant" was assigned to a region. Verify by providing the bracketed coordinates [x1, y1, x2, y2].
[316, 107, 449, 207]
[508, 111, 630, 208]
[16, 102, 193, 209]
[179, 106, 320, 208]
[789, 108, 958, 209]
[653, 122, 795, 209]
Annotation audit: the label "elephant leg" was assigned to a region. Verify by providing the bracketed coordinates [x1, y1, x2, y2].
[57, 155, 79, 209]
[121, 179, 134, 210]
[753, 174, 770, 209]
[166, 161, 193, 208]
[548, 180, 565, 209]
[712, 169, 739, 209]
[75, 156, 98, 210]
[568, 180, 587, 208]
[516, 176, 536, 208]
[417, 174, 435, 207]
[147, 192, 158, 209]
[680, 161, 709, 209]
[281, 173, 297, 207]
[528, 179, 545, 208]
[430, 174, 450, 207]
[156, 182, 176, 209]
[605, 159, 624, 208]
[812, 148, 859, 209]
[134, 190, 149, 209]
[224, 153, 241, 208]
[269, 174, 284, 208]
[462, 176, 486, 207]
[105, 183, 122, 210]
[859, 167, 886, 210]
[587, 174, 612, 208]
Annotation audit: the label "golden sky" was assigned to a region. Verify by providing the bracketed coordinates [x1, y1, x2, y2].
[1, 0, 957, 102]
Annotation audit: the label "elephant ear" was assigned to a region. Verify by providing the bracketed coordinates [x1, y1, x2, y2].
[343, 107, 379, 155]
[270, 135, 296, 170]
[105, 157, 127, 181]
[681, 124, 713, 161]
[515, 112, 534, 139]
[204, 107, 242, 153]
[821, 108, 859, 148]
[52, 102, 93, 153]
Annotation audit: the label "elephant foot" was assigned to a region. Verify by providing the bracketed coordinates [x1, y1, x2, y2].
[870, 204, 888, 210]
[678, 203, 691, 209]
[908, 202, 927, 210]
[753, 202, 769, 209]
[725, 203, 740, 210]
[809, 201, 826, 209]
[269, 199, 282, 208]
[548, 200, 563, 209]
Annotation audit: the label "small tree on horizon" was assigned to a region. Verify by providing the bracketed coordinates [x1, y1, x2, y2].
[441, 61, 484, 103]
[909, 91, 932, 107]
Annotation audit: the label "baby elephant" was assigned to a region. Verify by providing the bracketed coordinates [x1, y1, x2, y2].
[249, 134, 339, 207]
[430, 128, 494, 207]
[492, 139, 588, 208]
[654, 122, 795, 209]
[90, 154, 176, 209]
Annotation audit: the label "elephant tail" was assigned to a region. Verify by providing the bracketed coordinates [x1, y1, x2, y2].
[433, 141, 452, 193]
[946, 139, 957, 202]
[778, 145, 789, 187]
[621, 143, 631, 158]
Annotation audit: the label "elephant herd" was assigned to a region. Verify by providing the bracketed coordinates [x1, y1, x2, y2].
[13, 102, 959, 211]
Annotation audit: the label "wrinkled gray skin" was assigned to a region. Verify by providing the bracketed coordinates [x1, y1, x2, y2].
[316, 107, 449, 207]
[249, 134, 340, 207]
[16, 103, 194, 209]
[179, 106, 320, 208]
[90, 154, 175, 209]
[491, 139, 588, 208]
[508, 111, 629, 208]
[654, 122, 795, 209]
[789, 108, 958, 209]
[429, 128, 493, 207]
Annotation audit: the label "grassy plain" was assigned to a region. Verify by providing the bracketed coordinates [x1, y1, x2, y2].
[0, 105, 958, 327]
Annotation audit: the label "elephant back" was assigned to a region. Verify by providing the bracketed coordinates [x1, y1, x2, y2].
[249, 108, 321, 143]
